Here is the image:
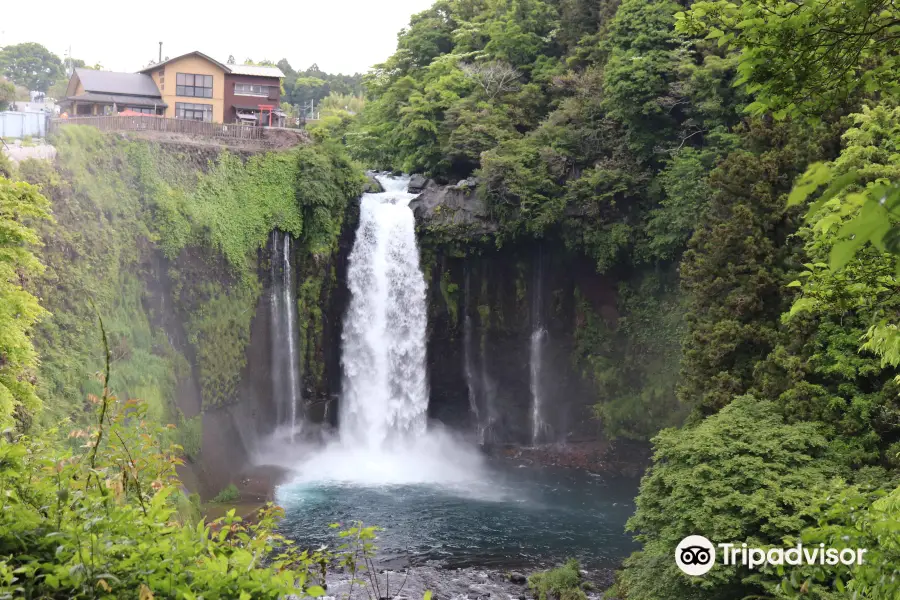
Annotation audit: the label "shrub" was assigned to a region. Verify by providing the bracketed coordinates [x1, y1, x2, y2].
[0, 338, 328, 598]
[213, 483, 241, 503]
[615, 396, 841, 600]
[528, 559, 587, 600]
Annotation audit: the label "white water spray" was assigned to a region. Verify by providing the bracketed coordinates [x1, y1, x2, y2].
[340, 175, 429, 448]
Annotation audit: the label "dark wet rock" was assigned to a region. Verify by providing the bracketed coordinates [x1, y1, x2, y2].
[487, 440, 650, 478]
[408, 174, 429, 193]
[317, 565, 615, 600]
[408, 178, 498, 236]
[508, 573, 527, 585]
[364, 173, 384, 193]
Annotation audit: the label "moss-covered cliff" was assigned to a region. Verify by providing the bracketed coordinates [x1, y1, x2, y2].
[18, 127, 363, 494]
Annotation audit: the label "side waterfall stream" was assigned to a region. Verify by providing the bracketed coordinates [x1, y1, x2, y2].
[271, 176, 639, 569]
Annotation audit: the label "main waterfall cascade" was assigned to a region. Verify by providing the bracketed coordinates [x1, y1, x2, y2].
[274, 174, 484, 485]
[270, 231, 302, 441]
[340, 175, 429, 448]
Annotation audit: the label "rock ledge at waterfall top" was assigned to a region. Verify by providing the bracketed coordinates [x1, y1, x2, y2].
[408, 177, 499, 236]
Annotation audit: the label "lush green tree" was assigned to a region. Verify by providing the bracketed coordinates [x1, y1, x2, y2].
[676, 0, 900, 120]
[760, 103, 900, 467]
[677, 122, 835, 415]
[616, 396, 842, 600]
[0, 43, 64, 92]
[599, 0, 681, 160]
[778, 483, 900, 600]
[0, 78, 15, 110]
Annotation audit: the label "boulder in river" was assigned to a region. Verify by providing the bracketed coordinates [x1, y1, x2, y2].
[364, 172, 384, 193]
[407, 174, 429, 193]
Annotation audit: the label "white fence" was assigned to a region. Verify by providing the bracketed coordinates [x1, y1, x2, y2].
[0, 111, 49, 138]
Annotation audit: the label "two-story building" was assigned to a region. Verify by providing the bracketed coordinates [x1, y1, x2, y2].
[59, 51, 284, 125]
[137, 51, 284, 125]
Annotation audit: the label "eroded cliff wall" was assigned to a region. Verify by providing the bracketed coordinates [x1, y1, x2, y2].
[21, 127, 362, 496]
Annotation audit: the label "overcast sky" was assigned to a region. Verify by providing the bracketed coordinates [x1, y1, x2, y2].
[0, 0, 434, 75]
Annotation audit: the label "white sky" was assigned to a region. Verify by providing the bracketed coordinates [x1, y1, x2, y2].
[0, 0, 435, 75]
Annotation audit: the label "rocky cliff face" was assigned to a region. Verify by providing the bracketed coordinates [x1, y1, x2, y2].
[409, 178, 498, 237]
[410, 178, 618, 445]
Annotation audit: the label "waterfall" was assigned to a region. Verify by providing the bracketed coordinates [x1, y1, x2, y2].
[270, 230, 303, 441]
[463, 268, 483, 442]
[340, 175, 429, 449]
[530, 246, 549, 446]
[463, 266, 497, 444]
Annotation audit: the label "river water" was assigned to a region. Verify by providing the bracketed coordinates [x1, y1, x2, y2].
[276, 458, 638, 569]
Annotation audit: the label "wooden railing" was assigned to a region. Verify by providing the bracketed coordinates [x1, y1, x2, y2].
[49, 115, 265, 140]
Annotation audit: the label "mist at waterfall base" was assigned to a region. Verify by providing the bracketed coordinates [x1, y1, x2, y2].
[263, 176, 638, 569]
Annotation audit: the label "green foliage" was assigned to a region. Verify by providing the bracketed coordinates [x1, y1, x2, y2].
[576, 271, 687, 440]
[617, 396, 841, 600]
[777, 483, 900, 599]
[295, 143, 365, 256]
[0, 388, 329, 598]
[0, 78, 15, 111]
[676, 0, 900, 120]
[640, 147, 718, 261]
[186, 279, 260, 407]
[786, 104, 900, 275]
[279, 60, 364, 108]
[677, 122, 831, 415]
[0, 176, 51, 428]
[767, 103, 900, 466]
[600, 0, 681, 159]
[347, 0, 560, 177]
[0, 150, 13, 180]
[528, 559, 586, 600]
[174, 412, 202, 462]
[167, 149, 303, 270]
[27, 127, 361, 418]
[0, 42, 64, 92]
[212, 483, 240, 503]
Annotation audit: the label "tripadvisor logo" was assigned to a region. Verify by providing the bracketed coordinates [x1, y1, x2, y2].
[676, 535, 716, 576]
[675, 535, 868, 576]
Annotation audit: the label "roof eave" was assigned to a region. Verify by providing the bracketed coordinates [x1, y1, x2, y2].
[137, 50, 230, 74]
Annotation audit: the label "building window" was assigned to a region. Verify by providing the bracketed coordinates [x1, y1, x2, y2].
[127, 107, 154, 114]
[158, 69, 165, 91]
[234, 83, 270, 97]
[176, 73, 213, 98]
[175, 102, 213, 121]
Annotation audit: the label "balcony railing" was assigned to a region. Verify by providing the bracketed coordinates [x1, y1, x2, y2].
[49, 115, 265, 140]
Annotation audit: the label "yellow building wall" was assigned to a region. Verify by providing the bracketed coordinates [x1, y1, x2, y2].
[152, 56, 226, 122]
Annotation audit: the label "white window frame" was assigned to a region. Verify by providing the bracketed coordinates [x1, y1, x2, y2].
[234, 83, 270, 97]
